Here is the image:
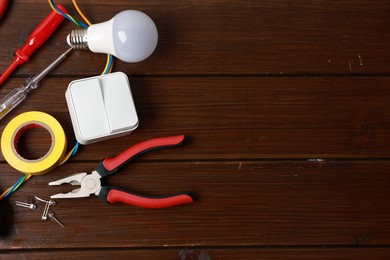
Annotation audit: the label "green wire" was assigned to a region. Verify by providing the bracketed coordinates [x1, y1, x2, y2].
[12, 174, 28, 192]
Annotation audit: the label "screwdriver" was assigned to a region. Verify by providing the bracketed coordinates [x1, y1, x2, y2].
[0, 47, 73, 120]
[0, 4, 68, 86]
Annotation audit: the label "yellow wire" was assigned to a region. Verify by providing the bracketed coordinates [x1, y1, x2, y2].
[0, 174, 32, 200]
[72, 0, 92, 26]
[0, 142, 77, 199]
[101, 55, 112, 75]
[0, 187, 12, 200]
[48, 0, 83, 26]
[48, 0, 58, 14]
[1, 142, 77, 200]
[1, 0, 98, 201]
[2, 1, 114, 201]
[59, 144, 77, 166]
[72, 0, 113, 74]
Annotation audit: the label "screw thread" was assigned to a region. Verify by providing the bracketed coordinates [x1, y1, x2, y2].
[68, 28, 89, 50]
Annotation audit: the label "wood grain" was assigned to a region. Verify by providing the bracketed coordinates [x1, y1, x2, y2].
[0, 0, 389, 258]
[0, 1, 390, 76]
[1, 161, 390, 249]
[0, 77, 388, 161]
[3, 248, 390, 260]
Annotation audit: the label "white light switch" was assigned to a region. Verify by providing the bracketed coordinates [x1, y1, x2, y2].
[66, 72, 138, 145]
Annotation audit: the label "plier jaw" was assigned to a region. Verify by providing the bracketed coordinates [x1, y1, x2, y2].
[49, 135, 194, 208]
[49, 171, 102, 199]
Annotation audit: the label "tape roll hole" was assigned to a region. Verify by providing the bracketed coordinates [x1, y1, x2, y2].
[13, 123, 54, 161]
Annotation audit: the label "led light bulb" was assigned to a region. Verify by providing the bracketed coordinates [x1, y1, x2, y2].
[67, 10, 158, 63]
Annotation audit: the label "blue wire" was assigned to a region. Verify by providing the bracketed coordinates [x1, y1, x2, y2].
[4, 141, 79, 199]
[3, 4, 111, 200]
[50, 0, 88, 28]
[50, 0, 112, 75]
[103, 55, 113, 74]
[71, 142, 79, 156]
[4, 175, 25, 199]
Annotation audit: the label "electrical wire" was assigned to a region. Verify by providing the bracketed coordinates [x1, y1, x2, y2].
[48, 0, 114, 74]
[1, 0, 114, 200]
[0, 142, 79, 200]
[70, 0, 113, 75]
[48, 0, 87, 28]
[59, 142, 79, 166]
[1, 175, 30, 199]
[102, 54, 114, 75]
[71, 0, 92, 26]
[4, 174, 30, 198]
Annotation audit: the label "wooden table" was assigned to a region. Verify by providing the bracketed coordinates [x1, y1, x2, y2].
[1, 0, 390, 258]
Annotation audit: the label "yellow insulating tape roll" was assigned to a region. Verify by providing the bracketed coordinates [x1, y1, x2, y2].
[1, 111, 67, 175]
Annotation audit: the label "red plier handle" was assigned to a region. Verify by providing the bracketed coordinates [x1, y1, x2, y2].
[98, 187, 193, 208]
[95, 135, 194, 208]
[97, 135, 186, 177]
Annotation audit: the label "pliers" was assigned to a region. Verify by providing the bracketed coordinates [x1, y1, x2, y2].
[49, 135, 194, 209]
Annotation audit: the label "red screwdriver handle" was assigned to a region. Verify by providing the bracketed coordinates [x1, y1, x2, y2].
[97, 135, 186, 177]
[0, 0, 8, 19]
[15, 4, 68, 64]
[99, 186, 194, 208]
[0, 5, 68, 85]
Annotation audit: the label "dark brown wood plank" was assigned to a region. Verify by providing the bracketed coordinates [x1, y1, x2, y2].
[1, 161, 390, 248]
[0, 77, 389, 161]
[3, 248, 390, 260]
[1, 0, 390, 258]
[1, 1, 390, 76]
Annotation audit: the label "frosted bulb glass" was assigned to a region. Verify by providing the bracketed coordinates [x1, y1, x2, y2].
[67, 10, 158, 63]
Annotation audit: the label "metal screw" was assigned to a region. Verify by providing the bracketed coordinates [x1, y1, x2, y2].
[48, 212, 64, 228]
[14, 201, 37, 210]
[34, 196, 55, 204]
[34, 196, 56, 221]
[42, 200, 56, 221]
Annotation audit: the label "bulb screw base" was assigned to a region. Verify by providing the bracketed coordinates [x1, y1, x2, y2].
[67, 28, 89, 50]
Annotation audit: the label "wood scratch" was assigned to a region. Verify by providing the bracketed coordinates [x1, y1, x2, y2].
[348, 61, 352, 71]
[238, 162, 242, 171]
[358, 54, 363, 66]
[308, 158, 325, 162]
